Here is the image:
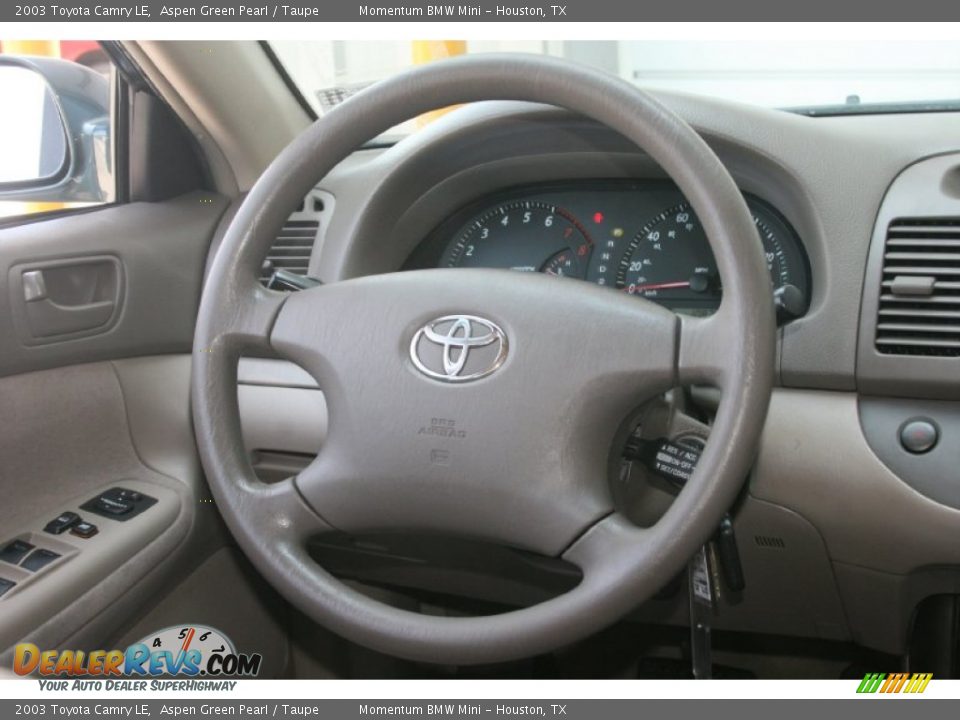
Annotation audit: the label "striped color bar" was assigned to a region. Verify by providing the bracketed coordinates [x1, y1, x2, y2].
[857, 672, 933, 694]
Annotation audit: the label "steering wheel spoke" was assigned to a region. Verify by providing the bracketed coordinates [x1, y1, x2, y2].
[677, 311, 731, 387]
[238, 477, 332, 542]
[196, 282, 288, 358]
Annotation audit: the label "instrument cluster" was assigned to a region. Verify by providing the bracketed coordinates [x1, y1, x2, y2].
[408, 181, 810, 321]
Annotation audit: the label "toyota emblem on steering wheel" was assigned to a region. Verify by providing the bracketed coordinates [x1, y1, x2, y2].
[410, 315, 508, 382]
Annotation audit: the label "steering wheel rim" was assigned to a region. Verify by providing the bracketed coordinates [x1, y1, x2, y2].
[192, 54, 775, 665]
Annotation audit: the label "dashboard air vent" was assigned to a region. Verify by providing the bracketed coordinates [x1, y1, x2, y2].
[260, 190, 332, 288]
[875, 218, 960, 356]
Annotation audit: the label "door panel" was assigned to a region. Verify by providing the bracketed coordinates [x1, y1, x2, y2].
[0, 192, 236, 661]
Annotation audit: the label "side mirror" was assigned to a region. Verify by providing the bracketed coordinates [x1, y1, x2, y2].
[0, 56, 111, 204]
[0, 65, 68, 185]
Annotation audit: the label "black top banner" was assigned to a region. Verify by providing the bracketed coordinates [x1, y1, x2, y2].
[5, 0, 960, 21]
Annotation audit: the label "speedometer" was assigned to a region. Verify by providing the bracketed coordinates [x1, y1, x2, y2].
[617, 203, 719, 304]
[616, 201, 806, 314]
[441, 200, 593, 280]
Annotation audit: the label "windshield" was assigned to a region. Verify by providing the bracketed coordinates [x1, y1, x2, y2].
[270, 40, 960, 127]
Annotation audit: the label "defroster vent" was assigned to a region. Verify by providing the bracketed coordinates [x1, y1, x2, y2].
[875, 218, 960, 356]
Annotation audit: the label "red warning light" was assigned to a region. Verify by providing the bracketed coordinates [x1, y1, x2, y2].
[593, 212, 604, 224]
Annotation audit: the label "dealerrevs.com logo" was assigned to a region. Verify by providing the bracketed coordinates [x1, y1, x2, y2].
[13, 624, 262, 686]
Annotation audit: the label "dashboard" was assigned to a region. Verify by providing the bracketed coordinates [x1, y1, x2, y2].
[242, 95, 960, 659]
[407, 181, 810, 321]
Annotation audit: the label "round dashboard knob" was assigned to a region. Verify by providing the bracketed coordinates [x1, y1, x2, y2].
[899, 418, 939, 454]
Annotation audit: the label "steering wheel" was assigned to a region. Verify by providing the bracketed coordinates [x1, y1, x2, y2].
[192, 54, 775, 665]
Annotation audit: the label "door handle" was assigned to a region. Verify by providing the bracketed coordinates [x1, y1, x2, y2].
[11, 256, 123, 342]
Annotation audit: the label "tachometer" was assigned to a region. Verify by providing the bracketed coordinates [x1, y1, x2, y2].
[442, 201, 592, 280]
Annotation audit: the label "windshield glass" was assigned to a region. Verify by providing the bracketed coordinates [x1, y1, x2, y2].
[270, 40, 960, 127]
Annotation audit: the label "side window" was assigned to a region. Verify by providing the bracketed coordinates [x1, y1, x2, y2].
[0, 40, 116, 221]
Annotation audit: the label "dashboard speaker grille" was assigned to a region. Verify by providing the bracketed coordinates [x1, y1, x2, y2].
[754, 535, 785, 549]
[875, 217, 960, 356]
